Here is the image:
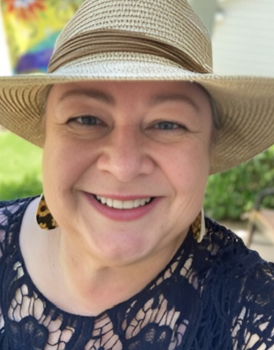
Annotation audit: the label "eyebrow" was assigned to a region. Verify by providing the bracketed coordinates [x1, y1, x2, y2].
[149, 93, 200, 112]
[58, 88, 200, 112]
[58, 89, 115, 105]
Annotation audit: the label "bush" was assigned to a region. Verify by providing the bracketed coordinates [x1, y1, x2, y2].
[205, 145, 274, 220]
[0, 132, 43, 200]
[0, 175, 43, 201]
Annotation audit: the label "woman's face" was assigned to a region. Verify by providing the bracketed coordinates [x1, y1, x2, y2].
[43, 81, 213, 266]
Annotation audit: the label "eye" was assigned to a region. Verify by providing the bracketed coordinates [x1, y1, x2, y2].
[154, 121, 185, 130]
[145, 119, 190, 143]
[70, 115, 102, 126]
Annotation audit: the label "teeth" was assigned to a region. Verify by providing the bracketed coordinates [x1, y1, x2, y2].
[133, 199, 141, 208]
[113, 199, 123, 209]
[95, 196, 152, 209]
[101, 197, 107, 205]
[123, 200, 134, 209]
[106, 198, 113, 207]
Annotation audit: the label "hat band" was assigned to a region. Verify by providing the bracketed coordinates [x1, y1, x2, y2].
[48, 29, 212, 74]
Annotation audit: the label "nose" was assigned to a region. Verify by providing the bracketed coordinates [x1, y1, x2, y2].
[96, 125, 155, 182]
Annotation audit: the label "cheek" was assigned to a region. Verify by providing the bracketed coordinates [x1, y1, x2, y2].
[166, 140, 210, 179]
[42, 135, 93, 194]
[160, 140, 211, 205]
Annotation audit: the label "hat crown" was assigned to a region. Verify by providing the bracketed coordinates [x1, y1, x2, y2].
[50, 0, 212, 73]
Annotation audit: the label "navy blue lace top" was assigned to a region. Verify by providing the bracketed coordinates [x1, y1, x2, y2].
[1, 197, 274, 350]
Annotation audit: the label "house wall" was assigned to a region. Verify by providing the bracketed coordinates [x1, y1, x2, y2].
[212, 0, 274, 76]
[0, 9, 11, 76]
[189, 0, 218, 35]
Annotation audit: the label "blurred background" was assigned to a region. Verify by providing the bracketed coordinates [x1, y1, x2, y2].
[0, 0, 274, 259]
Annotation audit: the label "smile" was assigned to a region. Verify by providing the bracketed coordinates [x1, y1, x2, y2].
[94, 195, 153, 209]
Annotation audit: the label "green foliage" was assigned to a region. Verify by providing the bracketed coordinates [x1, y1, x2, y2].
[205, 145, 274, 220]
[0, 132, 43, 200]
[0, 176, 42, 201]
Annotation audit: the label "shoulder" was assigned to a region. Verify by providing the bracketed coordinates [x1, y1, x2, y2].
[0, 196, 34, 221]
[202, 217, 274, 288]
[200, 218, 274, 348]
[0, 197, 35, 257]
[203, 217, 268, 265]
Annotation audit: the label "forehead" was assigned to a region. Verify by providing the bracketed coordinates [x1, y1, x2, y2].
[47, 80, 210, 108]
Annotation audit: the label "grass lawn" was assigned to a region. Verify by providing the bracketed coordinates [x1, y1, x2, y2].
[0, 131, 43, 200]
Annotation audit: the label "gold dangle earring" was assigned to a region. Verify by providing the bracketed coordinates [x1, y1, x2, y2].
[191, 209, 206, 243]
[36, 194, 58, 230]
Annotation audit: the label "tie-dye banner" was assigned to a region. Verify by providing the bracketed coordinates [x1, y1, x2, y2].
[1, 0, 84, 74]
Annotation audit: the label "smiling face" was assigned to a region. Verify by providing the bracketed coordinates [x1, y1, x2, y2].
[43, 81, 213, 267]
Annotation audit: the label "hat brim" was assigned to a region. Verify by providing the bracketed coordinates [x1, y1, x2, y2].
[1, 58, 274, 174]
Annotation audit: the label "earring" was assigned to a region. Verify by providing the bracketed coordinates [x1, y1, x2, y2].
[191, 209, 206, 243]
[36, 194, 58, 230]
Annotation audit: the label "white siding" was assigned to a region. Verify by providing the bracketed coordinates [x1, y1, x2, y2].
[212, 0, 274, 76]
[0, 8, 11, 76]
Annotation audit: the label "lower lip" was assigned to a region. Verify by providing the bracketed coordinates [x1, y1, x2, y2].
[84, 193, 161, 221]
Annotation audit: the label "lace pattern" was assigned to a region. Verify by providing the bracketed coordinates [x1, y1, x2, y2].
[1, 197, 274, 350]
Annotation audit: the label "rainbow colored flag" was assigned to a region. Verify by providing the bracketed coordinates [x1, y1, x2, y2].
[1, 0, 84, 74]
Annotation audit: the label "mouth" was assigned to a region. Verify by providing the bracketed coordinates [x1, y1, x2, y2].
[93, 195, 154, 210]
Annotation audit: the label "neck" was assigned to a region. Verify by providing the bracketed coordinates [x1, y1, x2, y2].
[20, 198, 187, 316]
[49, 227, 184, 316]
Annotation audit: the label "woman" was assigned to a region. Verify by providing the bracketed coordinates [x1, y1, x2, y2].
[1, 0, 274, 349]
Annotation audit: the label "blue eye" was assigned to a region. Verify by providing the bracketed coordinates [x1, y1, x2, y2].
[68, 116, 103, 127]
[75, 116, 100, 125]
[155, 121, 182, 130]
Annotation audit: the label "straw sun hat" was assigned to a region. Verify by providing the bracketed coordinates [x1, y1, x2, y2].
[0, 0, 274, 174]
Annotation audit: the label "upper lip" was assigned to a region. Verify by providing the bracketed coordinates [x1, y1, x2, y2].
[92, 193, 155, 200]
